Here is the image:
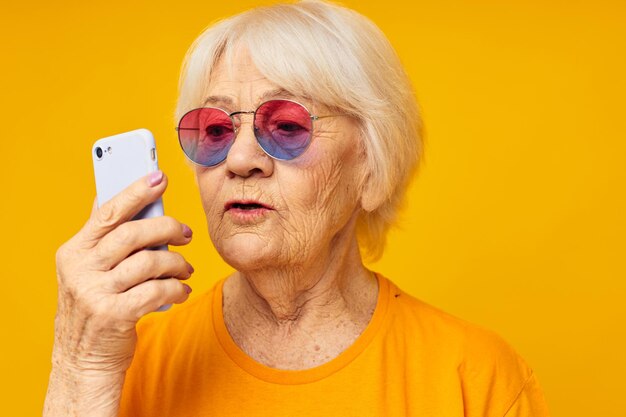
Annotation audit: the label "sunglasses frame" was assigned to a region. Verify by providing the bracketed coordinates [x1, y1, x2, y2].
[176, 99, 338, 167]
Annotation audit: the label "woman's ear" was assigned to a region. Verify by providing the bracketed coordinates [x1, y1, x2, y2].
[356, 128, 386, 213]
[360, 172, 386, 212]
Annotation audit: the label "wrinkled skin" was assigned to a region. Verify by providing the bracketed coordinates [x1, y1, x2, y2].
[44, 173, 194, 416]
[195, 48, 378, 369]
[198, 48, 366, 274]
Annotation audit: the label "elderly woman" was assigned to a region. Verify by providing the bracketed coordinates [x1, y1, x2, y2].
[44, 1, 549, 416]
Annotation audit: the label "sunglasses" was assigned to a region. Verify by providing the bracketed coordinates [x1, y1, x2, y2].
[176, 99, 338, 167]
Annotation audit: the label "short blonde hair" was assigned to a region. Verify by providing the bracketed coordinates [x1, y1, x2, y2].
[176, 0, 423, 260]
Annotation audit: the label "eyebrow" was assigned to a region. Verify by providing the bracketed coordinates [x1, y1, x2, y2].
[202, 88, 300, 108]
[203, 95, 234, 107]
[259, 88, 298, 102]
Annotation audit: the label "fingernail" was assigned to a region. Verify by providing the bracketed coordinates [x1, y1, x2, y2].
[147, 170, 163, 187]
[187, 263, 195, 274]
[183, 284, 192, 294]
[182, 224, 193, 238]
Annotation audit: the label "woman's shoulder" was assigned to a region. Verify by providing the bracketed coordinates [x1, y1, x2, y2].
[385, 276, 527, 362]
[382, 276, 546, 415]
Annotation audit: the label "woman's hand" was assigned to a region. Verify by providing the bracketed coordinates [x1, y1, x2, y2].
[44, 171, 194, 417]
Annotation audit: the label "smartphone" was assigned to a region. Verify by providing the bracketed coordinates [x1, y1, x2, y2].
[92, 128, 164, 219]
[92, 128, 170, 311]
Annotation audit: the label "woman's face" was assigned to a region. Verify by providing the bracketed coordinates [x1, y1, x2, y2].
[194, 48, 366, 271]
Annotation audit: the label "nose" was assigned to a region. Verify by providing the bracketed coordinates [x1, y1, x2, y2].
[225, 114, 274, 179]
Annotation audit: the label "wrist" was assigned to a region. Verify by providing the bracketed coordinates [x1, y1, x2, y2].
[44, 365, 126, 417]
[50, 336, 134, 377]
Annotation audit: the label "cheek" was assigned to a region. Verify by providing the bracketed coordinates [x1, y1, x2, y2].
[279, 143, 361, 225]
[195, 168, 225, 224]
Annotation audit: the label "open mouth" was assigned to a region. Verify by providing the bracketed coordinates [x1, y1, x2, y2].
[231, 203, 263, 210]
[225, 200, 273, 211]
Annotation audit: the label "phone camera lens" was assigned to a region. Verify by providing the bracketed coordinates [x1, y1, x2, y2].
[95, 147, 103, 160]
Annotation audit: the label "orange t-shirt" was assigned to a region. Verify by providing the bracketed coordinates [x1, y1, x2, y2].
[119, 275, 549, 416]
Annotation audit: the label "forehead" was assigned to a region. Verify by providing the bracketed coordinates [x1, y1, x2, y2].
[205, 49, 273, 104]
[204, 47, 310, 109]
[208, 48, 264, 88]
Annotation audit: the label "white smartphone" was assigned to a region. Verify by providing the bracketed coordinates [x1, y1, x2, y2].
[92, 128, 170, 311]
[92, 128, 164, 219]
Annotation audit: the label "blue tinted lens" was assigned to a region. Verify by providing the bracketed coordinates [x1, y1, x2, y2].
[178, 108, 235, 166]
[254, 100, 312, 160]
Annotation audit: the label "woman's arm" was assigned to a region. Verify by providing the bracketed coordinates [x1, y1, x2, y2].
[44, 366, 126, 417]
[43, 172, 194, 417]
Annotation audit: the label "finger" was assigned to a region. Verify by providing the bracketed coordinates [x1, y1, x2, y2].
[63, 197, 101, 250]
[121, 278, 192, 319]
[105, 250, 194, 292]
[80, 171, 168, 244]
[93, 216, 193, 269]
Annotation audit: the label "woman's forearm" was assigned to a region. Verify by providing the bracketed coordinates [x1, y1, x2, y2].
[43, 364, 125, 417]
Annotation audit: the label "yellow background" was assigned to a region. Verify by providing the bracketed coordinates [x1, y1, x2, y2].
[1, 0, 624, 415]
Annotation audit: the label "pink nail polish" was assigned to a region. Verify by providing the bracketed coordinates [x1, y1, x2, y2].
[182, 224, 193, 238]
[187, 263, 195, 274]
[147, 170, 163, 187]
[183, 284, 193, 294]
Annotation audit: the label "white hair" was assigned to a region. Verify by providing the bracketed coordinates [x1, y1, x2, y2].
[176, 0, 423, 260]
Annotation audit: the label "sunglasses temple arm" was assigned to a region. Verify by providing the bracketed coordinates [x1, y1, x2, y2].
[313, 114, 348, 120]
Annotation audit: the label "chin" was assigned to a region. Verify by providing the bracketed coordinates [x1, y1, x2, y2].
[215, 233, 283, 272]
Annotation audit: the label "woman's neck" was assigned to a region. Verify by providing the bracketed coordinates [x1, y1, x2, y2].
[222, 229, 378, 370]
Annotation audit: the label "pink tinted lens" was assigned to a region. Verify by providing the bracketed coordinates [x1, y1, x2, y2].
[254, 100, 313, 160]
[178, 108, 235, 166]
